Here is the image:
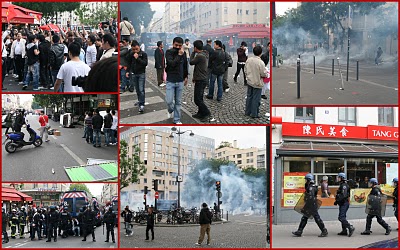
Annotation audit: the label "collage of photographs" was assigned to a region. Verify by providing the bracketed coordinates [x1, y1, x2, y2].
[0, 1, 398, 249]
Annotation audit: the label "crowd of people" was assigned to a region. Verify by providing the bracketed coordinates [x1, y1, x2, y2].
[119, 23, 270, 123]
[2, 203, 116, 244]
[2, 21, 117, 92]
[83, 108, 118, 147]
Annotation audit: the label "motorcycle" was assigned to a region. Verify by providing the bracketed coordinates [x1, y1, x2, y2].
[3, 123, 42, 153]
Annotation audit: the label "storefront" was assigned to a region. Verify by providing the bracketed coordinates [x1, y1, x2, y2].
[2, 187, 33, 212]
[272, 122, 398, 224]
[21, 187, 63, 207]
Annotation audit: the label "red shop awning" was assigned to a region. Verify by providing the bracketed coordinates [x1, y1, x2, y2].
[2, 187, 33, 201]
[238, 31, 269, 39]
[2, 192, 22, 202]
[2, 7, 34, 24]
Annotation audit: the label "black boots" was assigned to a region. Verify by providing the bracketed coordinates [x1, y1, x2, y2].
[292, 218, 307, 237]
[318, 228, 328, 237]
[385, 226, 392, 235]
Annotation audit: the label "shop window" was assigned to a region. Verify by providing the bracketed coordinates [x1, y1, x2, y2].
[347, 158, 376, 186]
[295, 107, 314, 123]
[377, 158, 397, 185]
[338, 107, 356, 126]
[378, 107, 394, 126]
[283, 157, 311, 173]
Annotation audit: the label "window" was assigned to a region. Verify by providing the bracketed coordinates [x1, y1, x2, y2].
[238, 160, 242, 164]
[338, 108, 356, 125]
[378, 107, 394, 126]
[144, 178, 147, 183]
[237, 154, 242, 158]
[295, 107, 315, 123]
[202, 153, 206, 159]
[224, 7, 228, 14]
[156, 144, 162, 152]
[246, 10, 249, 15]
[254, 9, 257, 15]
[52, 183, 57, 188]
[283, 157, 311, 173]
[156, 135, 162, 143]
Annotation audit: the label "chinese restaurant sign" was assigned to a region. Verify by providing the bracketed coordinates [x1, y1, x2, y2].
[282, 123, 398, 141]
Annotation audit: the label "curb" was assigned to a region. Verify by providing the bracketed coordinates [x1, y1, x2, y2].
[123, 220, 230, 228]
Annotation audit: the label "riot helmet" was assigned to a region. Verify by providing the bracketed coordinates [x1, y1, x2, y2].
[305, 173, 314, 182]
[369, 178, 378, 187]
[393, 177, 398, 187]
[336, 172, 346, 182]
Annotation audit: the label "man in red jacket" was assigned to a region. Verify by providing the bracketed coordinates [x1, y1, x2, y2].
[39, 111, 49, 142]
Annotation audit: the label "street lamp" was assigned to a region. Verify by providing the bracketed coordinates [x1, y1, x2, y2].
[169, 127, 194, 208]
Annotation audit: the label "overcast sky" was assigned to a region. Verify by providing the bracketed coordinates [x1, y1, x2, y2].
[276, 2, 299, 16]
[167, 126, 267, 149]
[86, 183, 105, 197]
[150, 2, 165, 19]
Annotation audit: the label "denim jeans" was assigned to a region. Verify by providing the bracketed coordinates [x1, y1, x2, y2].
[104, 128, 111, 145]
[131, 73, 145, 106]
[208, 73, 224, 100]
[86, 127, 93, 143]
[245, 85, 262, 117]
[120, 68, 129, 91]
[166, 81, 184, 123]
[24, 62, 39, 89]
[51, 69, 63, 92]
[93, 129, 101, 146]
[111, 129, 117, 144]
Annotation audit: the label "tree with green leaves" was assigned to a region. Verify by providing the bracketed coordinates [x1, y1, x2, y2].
[68, 183, 92, 196]
[217, 141, 233, 149]
[120, 2, 155, 36]
[74, 2, 117, 28]
[14, 2, 80, 24]
[32, 94, 66, 112]
[120, 139, 147, 190]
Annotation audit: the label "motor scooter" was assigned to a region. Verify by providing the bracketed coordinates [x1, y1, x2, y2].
[3, 122, 42, 153]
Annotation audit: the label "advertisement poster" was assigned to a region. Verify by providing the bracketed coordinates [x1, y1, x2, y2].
[350, 188, 369, 205]
[283, 172, 307, 189]
[283, 190, 304, 207]
[380, 184, 395, 197]
[386, 163, 398, 184]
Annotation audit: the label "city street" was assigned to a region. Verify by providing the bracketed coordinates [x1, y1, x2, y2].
[2, 227, 117, 248]
[272, 217, 398, 248]
[2, 115, 117, 181]
[120, 54, 270, 125]
[2, 74, 53, 93]
[120, 214, 267, 248]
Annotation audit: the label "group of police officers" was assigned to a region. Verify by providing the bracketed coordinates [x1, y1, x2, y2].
[2, 204, 116, 244]
[292, 173, 398, 237]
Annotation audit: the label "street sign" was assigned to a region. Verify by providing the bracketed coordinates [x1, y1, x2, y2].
[216, 192, 222, 198]
[176, 175, 183, 182]
[155, 192, 159, 199]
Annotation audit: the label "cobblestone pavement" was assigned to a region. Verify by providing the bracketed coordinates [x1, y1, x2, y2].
[119, 55, 270, 125]
[120, 214, 267, 248]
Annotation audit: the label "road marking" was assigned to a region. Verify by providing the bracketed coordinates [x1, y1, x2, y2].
[60, 143, 85, 166]
[50, 135, 57, 140]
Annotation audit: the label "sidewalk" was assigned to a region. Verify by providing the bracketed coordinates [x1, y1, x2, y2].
[272, 217, 398, 248]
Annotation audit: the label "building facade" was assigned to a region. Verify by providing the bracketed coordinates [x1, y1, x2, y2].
[271, 107, 398, 223]
[121, 127, 215, 202]
[16, 183, 70, 207]
[100, 184, 118, 204]
[164, 2, 180, 33]
[215, 140, 266, 169]
[2, 94, 20, 111]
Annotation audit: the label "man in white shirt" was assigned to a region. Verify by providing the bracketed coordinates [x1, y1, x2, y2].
[54, 42, 91, 92]
[100, 34, 116, 60]
[119, 17, 134, 41]
[111, 110, 118, 145]
[85, 35, 97, 67]
[10, 33, 26, 83]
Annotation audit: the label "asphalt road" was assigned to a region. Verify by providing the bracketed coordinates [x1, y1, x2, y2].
[272, 217, 398, 248]
[120, 214, 267, 248]
[2, 227, 117, 248]
[120, 54, 270, 124]
[2, 115, 117, 181]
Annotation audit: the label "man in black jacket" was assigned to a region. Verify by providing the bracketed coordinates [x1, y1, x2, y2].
[206, 40, 226, 102]
[49, 35, 66, 89]
[126, 40, 148, 113]
[103, 108, 113, 147]
[233, 41, 248, 85]
[38, 34, 51, 90]
[82, 206, 96, 242]
[195, 203, 212, 246]
[165, 37, 188, 124]
[103, 207, 116, 243]
[203, 39, 213, 88]
[92, 109, 103, 147]
[145, 207, 155, 241]
[154, 41, 165, 87]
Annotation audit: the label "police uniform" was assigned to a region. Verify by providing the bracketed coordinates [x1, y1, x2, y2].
[60, 209, 72, 238]
[293, 177, 328, 237]
[103, 209, 116, 243]
[82, 208, 96, 242]
[361, 185, 391, 235]
[46, 207, 60, 242]
[335, 180, 355, 236]
[393, 182, 398, 225]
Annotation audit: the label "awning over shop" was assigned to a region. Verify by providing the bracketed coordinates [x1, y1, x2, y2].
[2, 192, 21, 201]
[238, 31, 268, 38]
[2, 187, 33, 202]
[276, 141, 398, 158]
[2, 2, 42, 24]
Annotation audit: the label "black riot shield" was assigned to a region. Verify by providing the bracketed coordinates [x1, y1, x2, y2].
[294, 193, 322, 219]
[365, 194, 387, 217]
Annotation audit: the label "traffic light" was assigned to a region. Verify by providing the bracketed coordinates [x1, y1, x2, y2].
[153, 179, 158, 191]
[144, 186, 148, 194]
[216, 181, 221, 191]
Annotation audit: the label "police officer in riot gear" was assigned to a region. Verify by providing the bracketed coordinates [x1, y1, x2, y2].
[46, 206, 60, 242]
[2, 208, 9, 243]
[78, 207, 85, 237]
[32, 208, 43, 240]
[82, 206, 96, 242]
[292, 173, 328, 237]
[103, 207, 116, 243]
[334, 173, 355, 237]
[361, 178, 391, 235]
[18, 206, 27, 238]
[392, 177, 398, 230]
[9, 209, 19, 239]
[60, 206, 72, 238]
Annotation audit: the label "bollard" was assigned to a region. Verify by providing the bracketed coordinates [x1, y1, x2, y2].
[313, 55, 316, 74]
[356, 60, 359, 80]
[297, 58, 301, 99]
[332, 59, 334, 75]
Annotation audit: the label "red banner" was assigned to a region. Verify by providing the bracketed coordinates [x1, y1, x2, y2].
[282, 123, 398, 141]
